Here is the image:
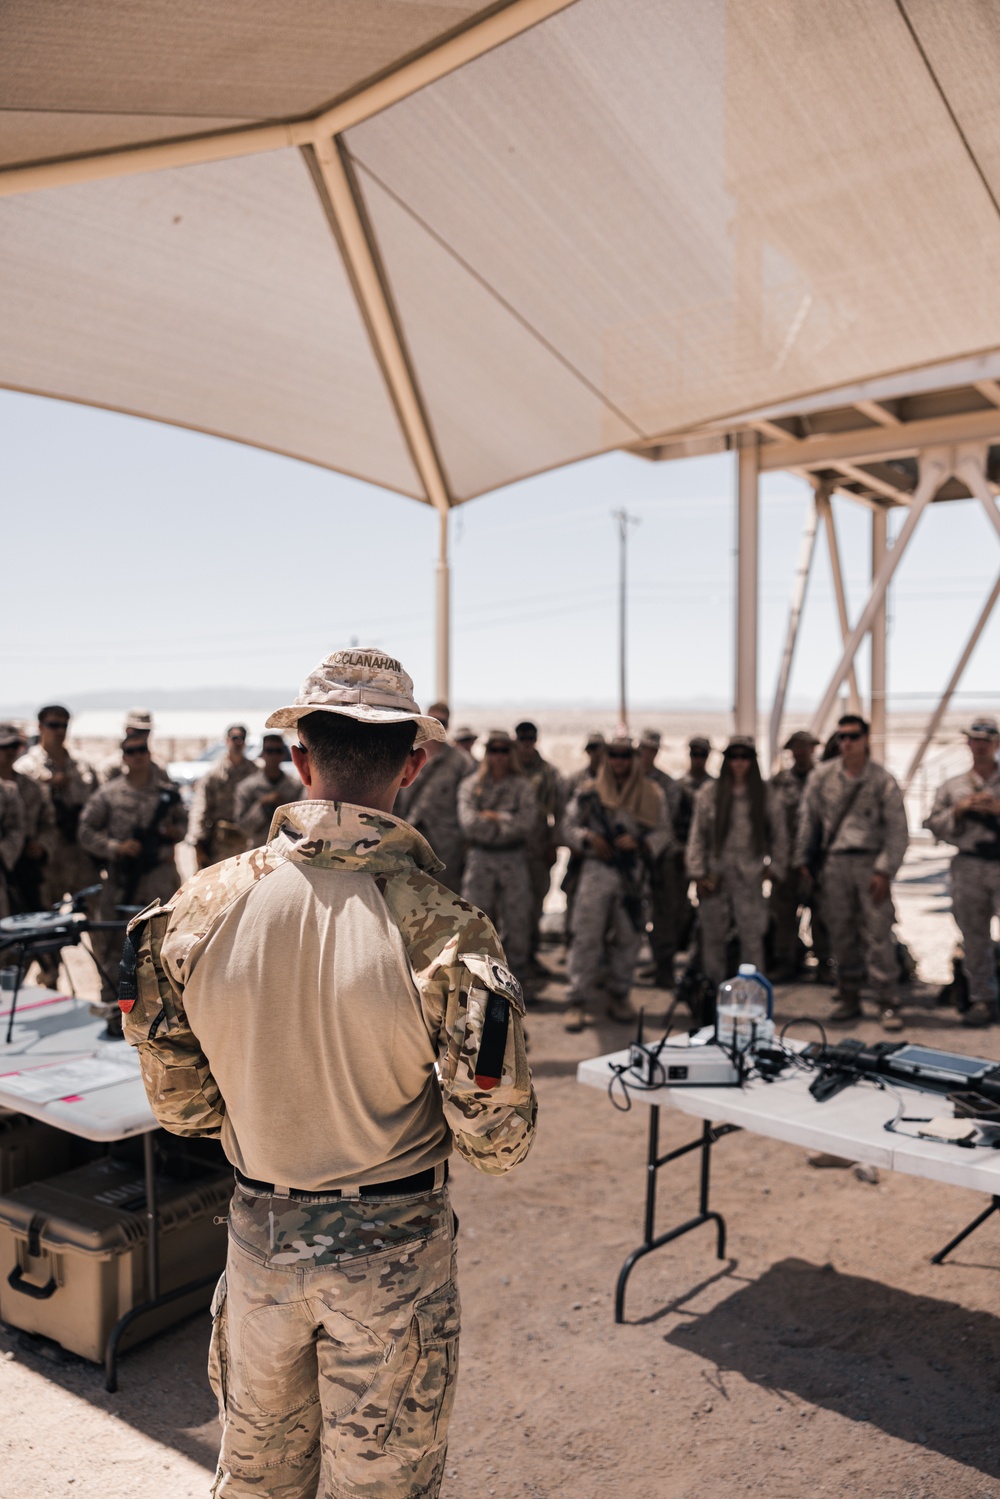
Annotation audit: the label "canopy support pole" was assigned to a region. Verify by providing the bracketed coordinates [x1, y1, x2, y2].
[735, 434, 759, 738]
[768, 486, 821, 769]
[817, 490, 862, 721]
[436, 510, 450, 705]
[870, 506, 888, 762]
[903, 571, 1000, 791]
[809, 451, 947, 741]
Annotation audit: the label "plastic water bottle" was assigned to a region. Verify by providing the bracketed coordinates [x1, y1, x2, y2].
[715, 963, 774, 1054]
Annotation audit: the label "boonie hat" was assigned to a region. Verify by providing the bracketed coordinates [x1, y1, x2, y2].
[689, 736, 711, 754]
[784, 730, 820, 750]
[0, 722, 22, 748]
[266, 648, 447, 745]
[124, 707, 153, 731]
[639, 729, 661, 749]
[965, 717, 1000, 739]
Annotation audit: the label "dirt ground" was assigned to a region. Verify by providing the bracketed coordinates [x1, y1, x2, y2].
[3, 841, 1000, 1497]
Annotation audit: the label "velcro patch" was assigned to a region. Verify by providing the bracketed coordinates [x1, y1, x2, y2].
[459, 952, 524, 1012]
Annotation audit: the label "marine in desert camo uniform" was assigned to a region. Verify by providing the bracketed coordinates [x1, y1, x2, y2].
[563, 736, 669, 1030]
[638, 729, 684, 989]
[0, 722, 53, 916]
[395, 717, 472, 896]
[15, 706, 98, 904]
[457, 731, 537, 986]
[794, 714, 909, 1030]
[513, 722, 566, 967]
[121, 648, 535, 1499]
[189, 724, 259, 868]
[768, 730, 828, 981]
[0, 775, 26, 921]
[232, 735, 304, 849]
[924, 717, 1000, 1028]
[686, 736, 789, 989]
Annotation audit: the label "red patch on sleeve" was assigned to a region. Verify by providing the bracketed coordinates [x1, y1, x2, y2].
[118, 999, 135, 1013]
[474, 1073, 500, 1090]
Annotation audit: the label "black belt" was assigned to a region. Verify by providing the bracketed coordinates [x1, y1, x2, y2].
[828, 848, 878, 857]
[234, 1162, 447, 1202]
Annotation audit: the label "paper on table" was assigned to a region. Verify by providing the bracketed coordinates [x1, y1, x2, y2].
[0, 1053, 138, 1104]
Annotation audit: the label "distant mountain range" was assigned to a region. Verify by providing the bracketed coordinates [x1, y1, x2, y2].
[0, 687, 295, 716]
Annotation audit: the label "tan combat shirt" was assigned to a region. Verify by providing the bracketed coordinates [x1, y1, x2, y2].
[123, 802, 536, 1190]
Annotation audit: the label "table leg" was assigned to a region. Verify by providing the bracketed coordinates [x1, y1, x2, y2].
[931, 1195, 1000, 1265]
[614, 1114, 738, 1323]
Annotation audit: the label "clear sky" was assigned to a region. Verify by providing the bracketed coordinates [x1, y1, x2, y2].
[3, 387, 999, 716]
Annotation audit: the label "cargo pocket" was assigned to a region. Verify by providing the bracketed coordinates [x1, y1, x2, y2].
[207, 1272, 228, 1421]
[382, 1279, 460, 1456]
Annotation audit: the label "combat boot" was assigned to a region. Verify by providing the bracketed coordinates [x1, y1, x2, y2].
[564, 1003, 589, 1033]
[874, 992, 904, 1032]
[605, 993, 635, 1024]
[962, 1001, 994, 1028]
[829, 986, 862, 1024]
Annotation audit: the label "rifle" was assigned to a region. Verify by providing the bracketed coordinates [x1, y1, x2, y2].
[576, 790, 647, 933]
[116, 787, 181, 906]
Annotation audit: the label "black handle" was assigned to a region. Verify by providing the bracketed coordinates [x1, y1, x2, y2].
[8, 1265, 57, 1299]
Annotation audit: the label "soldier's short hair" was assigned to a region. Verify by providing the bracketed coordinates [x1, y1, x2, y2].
[837, 713, 870, 736]
[38, 704, 70, 723]
[298, 711, 417, 798]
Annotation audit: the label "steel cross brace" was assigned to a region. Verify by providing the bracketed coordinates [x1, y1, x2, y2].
[614, 1107, 740, 1322]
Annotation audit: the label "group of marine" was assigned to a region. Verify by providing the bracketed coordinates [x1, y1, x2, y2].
[1, 701, 999, 1032]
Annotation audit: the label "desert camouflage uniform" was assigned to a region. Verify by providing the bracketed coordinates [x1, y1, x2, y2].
[79, 776, 187, 1000]
[457, 774, 537, 984]
[644, 766, 684, 985]
[924, 764, 1000, 1014]
[98, 749, 173, 786]
[0, 781, 26, 921]
[563, 783, 670, 1014]
[190, 757, 259, 865]
[14, 743, 98, 902]
[768, 765, 829, 974]
[122, 801, 534, 1499]
[686, 781, 789, 988]
[2, 770, 54, 914]
[395, 744, 472, 895]
[516, 749, 565, 960]
[233, 768, 304, 849]
[794, 759, 908, 1001]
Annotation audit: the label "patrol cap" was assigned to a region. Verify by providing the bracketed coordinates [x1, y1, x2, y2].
[964, 717, 1000, 739]
[426, 701, 450, 727]
[0, 722, 22, 749]
[266, 648, 446, 745]
[689, 736, 711, 754]
[123, 707, 153, 731]
[724, 734, 757, 755]
[639, 729, 661, 749]
[784, 730, 820, 750]
[584, 731, 606, 750]
[607, 735, 635, 755]
[485, 729, 514, 751]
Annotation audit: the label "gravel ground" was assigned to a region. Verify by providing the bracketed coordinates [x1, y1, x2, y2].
[3, 844, 1000, 1498]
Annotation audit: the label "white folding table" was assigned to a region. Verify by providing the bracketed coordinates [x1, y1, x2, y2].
[577, 1048, 1000, 1320]
[0, 985, 220, 1390]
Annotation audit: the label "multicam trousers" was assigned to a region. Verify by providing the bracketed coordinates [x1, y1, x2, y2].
[950, 855, 1000, 1013]
[567, 860, 643, 1009]
[209, 1179, 459, 1499]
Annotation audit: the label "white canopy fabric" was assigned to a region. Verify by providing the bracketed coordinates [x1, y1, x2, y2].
[2, 0, 1000, 504]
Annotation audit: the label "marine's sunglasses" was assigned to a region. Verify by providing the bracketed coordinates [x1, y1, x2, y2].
[726, 750, 753, 760]
[41, 720, 69, 730]
[838, 730, 864, 742]
[607, 750, 633, 760]
[486, 744, 511, 755]
[123, 745, 150, 757]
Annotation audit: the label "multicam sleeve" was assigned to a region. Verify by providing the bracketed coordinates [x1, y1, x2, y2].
[685, 782, 713, 882]
[380, 874, 536, 1175]
[120, 904, 226, 1137]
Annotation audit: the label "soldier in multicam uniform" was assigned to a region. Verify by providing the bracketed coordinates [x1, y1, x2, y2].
[79, 735, 187, 1008]
[452, 726, 478, 766]
[189, 724, 259, 868]
[637, 729, 684, 990]
[98, 708, 172, 785]
[0, 773, 26, 921]
[458, 730, 537, 990]
[567, 733, 606, 796]
[120, 648, 535, 1499]
[681, 736, 715, 797]
[924, 717, 1000, 1028]
[686, 736, 789, 989]
[233, 734, 304, 849]
[395, 706, 473, 895]
[674, 736, 715, 952]
[513, 721, 565, 974]
[794, 714, 909, 1031]
[768, 730, 822, 982]
[15, 705, 98, 904]
[562, 736, 670, 1031]
[0, 722, 53, 916]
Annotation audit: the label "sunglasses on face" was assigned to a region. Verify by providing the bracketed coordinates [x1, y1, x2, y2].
[123, 745, 150, 757]
[607, 750, 633, 761]
[690, 751, 707, 759]
[838, 730, 864, 742]
[42, 720, 69, 730]
[229, 735, 246, 744]
[487, 745, 511, 755]
[263, 746, 284, 755]
[727, 750, 753, 761]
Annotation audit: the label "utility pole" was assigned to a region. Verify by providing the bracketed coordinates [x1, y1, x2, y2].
[612, 509, 640, 732]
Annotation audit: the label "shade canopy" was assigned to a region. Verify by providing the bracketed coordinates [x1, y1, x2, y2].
[3, 0, 1000, 505]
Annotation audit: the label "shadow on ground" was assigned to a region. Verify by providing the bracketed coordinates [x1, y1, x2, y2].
[0, 1311, 219, 1471]
[665, 1256, 1000, 1480]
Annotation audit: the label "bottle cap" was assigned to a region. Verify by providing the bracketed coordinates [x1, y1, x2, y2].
[738, 963, 757, 976]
